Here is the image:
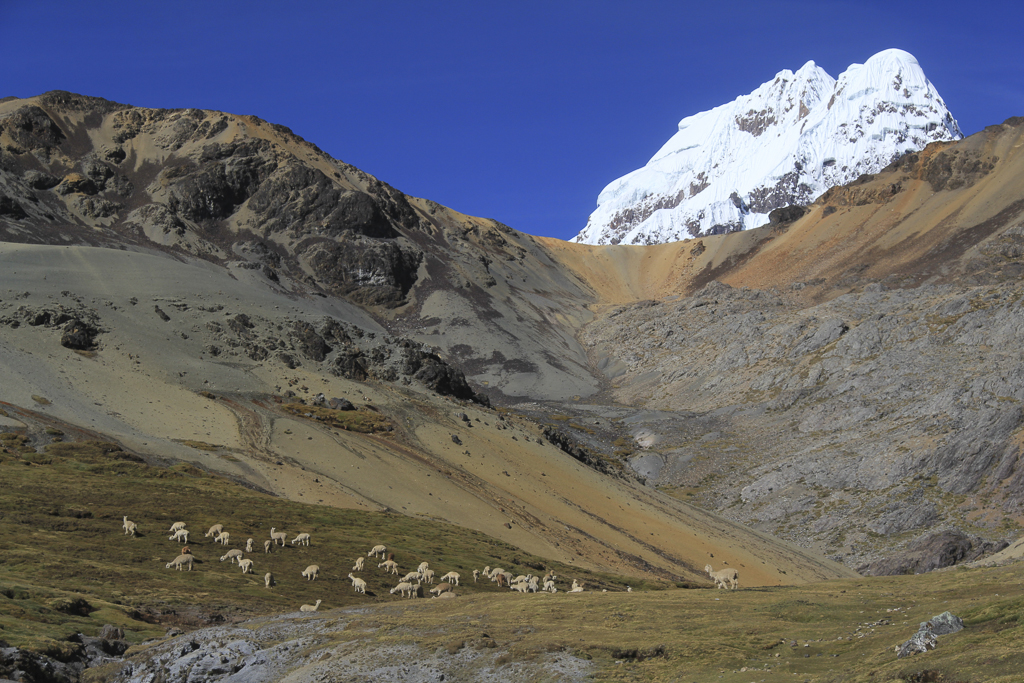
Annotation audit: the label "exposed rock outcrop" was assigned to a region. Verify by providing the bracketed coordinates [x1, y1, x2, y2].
[859, 531, 1010, 576]
[896, 611, 964, 658]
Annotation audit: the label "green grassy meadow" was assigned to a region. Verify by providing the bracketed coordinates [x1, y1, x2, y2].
[0, 437, 645, 658]
[1, 436, 1022, 682]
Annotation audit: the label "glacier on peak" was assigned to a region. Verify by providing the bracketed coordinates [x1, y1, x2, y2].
[574, 48, 962, 246]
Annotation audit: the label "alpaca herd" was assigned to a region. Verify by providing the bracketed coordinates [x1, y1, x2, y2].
[129, 512, 739, 614]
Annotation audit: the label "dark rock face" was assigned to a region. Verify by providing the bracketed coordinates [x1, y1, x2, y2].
[76, 196, 122, 219]
[411, 351, 484, 404]
[306, 238, 422, 307]
[920, 146, 996, 192]
[55, 173, 99, 196]
[0, 95, 438, 318]
[0, 623, 130, 682]
[542, 426, 621, 478]
[168, 140, 277, 222]
[332, 350, 369, 380]
[328, 397, 355, 411]
[81, 156, 133, 196]
[365, 177, 422, 231]
[0, 643, 81, 683]
[0, 195, 27, 219]
[60, 318, 98, 350]
[291, 321, 331, 362]
[192, 312, 487, 404]
[768, 204, 808, 226]
[23, 171, 60, 190]
[124, 204, 187, 236]
[747, 172, 815, 215]
[0, 105, 66, 154]
[248, 166, 395, 238]
[858, 531, 1009, 576]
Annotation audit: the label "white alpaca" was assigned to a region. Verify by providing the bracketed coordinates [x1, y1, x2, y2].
[348, 573, 367, 594]
[420, 568, 435, 584]
[417, 561, 430, 574]
[401, 571, 422, 583]
[439, 571, 460, 586]
[270, 528, 287, 547]
[569, 580, 585, 593]
[705, 564, 739, 590]
[302, 564, 320, 581]
[299, 599, 321, 612]
[429, 583, 453, 596]
[205, 523, 224, 538]
[265, 572, 275, 588]
[168, 521, 186, 533]
[352, 556, 365, 571]
[165, 554, 194, 571]
[238, 558, 254, 574]
[291, 533, 311, 546]
[367, 544, 386, 559]
[473, 569, 480, 583]
[246, 538, 254, 553]
[378, 559, 399, 575]
[390, 581, 417, 598]
[169, 529, 189, 544]
[220, 549, 243, 564]
[264, 539, 273, 553]
[123, 516, 137, 537]
[215, 531, 230, 546]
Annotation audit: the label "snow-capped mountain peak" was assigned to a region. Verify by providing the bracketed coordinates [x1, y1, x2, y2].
[574, 49, 962, 245]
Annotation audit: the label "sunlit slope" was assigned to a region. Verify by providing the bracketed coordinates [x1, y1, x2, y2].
[540, 119, 1024, 303]
[0, 242, 854, 586]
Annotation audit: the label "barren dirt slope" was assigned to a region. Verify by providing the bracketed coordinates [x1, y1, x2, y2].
[0, 242, 853, 585]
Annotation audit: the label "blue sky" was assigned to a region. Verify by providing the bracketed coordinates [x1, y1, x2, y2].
[2, 1, 1022, 241]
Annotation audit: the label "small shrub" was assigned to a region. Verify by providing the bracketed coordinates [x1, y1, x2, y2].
[50, 596, 94, 616]
[31, 395, 52, 405]
[45, 441, 143, 464]
[179, 440, 223, 451]
[610, 644, 666, 661]
[282, 403, 393, 434]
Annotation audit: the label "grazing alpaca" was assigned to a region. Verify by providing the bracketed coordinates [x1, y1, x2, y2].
[705, 564, 739, 590]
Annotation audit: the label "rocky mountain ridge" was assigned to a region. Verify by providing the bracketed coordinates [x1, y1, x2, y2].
[574, 49, 962, 245]
[0, 91, 859, 589]
[2, 90, 1023, 577]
